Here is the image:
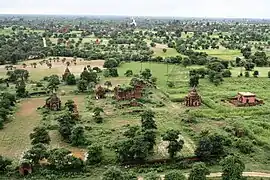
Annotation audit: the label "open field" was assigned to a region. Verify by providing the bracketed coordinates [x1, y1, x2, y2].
[196, 48, 242, 60]
[0, 58, 105, 81]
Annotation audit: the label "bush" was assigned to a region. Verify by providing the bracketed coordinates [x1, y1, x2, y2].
[0, 155, 12, 172]
[235, 139, 254, 154]
[167, 81, 175, 88]
[124, 70, 133, 77]
[222, 69, 232, 78]
[164, 170, 186, 180]
[268, 71, 270, 78]
[66, 74, 76, 85]
[86, 144, 103, 165]
[253, 70, 259, 77]
[244, 71, 250, 77]
[93, 67, 102, 73]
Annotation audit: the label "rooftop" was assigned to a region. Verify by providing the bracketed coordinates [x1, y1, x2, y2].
[238, 92, 256, 96]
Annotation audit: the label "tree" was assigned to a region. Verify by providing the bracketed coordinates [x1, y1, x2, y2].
[165, 171, 186, 180]
[48, 148, 84, 170]
[162, 129, 184, 158]
[124, 70, 133, 77]
[104, 81, 112, 89]
[195, 133, 226, 161]
[103, 58, 119, 68]
[253, 70, 259, 77]
[142, 129, 157, 152]
[145, 172, 161, 180]
[0, 155, 12, 172]
[222, 70, 232, 78]
[80, 69, 98, 83]
[182, 57, 191, 67]
[102, 167, 127, 180]
[268, 71, 270, 78]
[150, 42, 156, 47]
[30, 126, 51, 145]
[23, 143, 49, 165]
[70, 126, 86, 146]
[141, 69, 152, 80]
[188, 162, 210, 180]
[163, 48, 167, 53]
[244, 71, 250, 77]
[141, 110, 157, 130]
[189, 75, 199, 87]
[66, 74, 76, 85]
[0, 118, 3, 129]
[77, 80, 88, 92]
[86, 144, 103, 165]
[16, 80, 28, 97]
[47, 75, 60, 93]
[221, 155, 245, 180]
[56, 112, 76, 141]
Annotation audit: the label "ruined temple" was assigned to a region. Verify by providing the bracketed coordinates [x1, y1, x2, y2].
[62, 67, 71, 81]
[114, 84, 144, 101]
[19, 161, 32, 176]
[95, 86, 106, 99]
[45, 93, 61, 111]
[185, 87, 202, 107]
[229, 92, 264, 107]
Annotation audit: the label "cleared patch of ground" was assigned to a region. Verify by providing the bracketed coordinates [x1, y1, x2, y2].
[0, 98, 44, 159]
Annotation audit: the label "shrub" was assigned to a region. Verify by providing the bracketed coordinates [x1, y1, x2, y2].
[86, 144, 103, 165]
[0, 155, 12, 172]
[167, 81, 175, 88]
[253, 70, 259, 77]
[164, 170, 186, 180]
[235, 139, 254, 154]
[222, 69, 232, 78]
[268, 71, 270, 78]
[124, 70, 133, 77]
[244, 71, 250, 77]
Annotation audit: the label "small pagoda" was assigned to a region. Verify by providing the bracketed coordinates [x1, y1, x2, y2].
[62, 67, 71, 81]
[95, 86, 106, 99]
[45, 93, 61, 111]
[185, 87, 202, 107]
[19, 161, 32, 176]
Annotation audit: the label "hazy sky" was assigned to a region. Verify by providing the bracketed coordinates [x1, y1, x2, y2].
[0, 0, 269, 18]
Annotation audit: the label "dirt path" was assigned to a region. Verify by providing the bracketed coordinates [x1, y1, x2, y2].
[0, 98, 44, 159]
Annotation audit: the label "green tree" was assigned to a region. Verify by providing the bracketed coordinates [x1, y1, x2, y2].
[0, 155, 12, 172]
[188, 162, 210, 180]
[77, 80, 88, 92]
[141, 69, 152, 80]
[0, 118, 3, 129]
[48, 148, 84, 170]
[189, 75, 199, 87]
[80, 69, 98, 83]
[86, 144, 103, 165]
[195, 133, 226, 161]
[102, 167, 127, 180]
[23, 143, 49, 165]
[103, 58, 119, 68]
[30, 126, 51, 145]
[66, 74, 76, 85]
[268, 71, 270, 78]
[16, 80, 28, 97]
[56, 112, 76, 141]
[124, 70, 133, 77]
[70, 126, 86, 146]
[145, 171, 161, 180]
[244, 71, 250, 77]
[162, 129, 184, 158]
[141, 110, 157, 130]
[221, 155, 245, 180]
[104, 81, 112, 89]
[165, 170, 186, 180]
[163, 48, 167, 53]
[253, 70, 259, 77]
[222, 70, 232, 78]
[182, 57, 191, 67]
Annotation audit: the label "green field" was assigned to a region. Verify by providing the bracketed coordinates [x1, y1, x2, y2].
[196, 48, 242, 60]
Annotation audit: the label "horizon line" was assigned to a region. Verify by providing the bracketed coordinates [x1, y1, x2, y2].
[0, 13, 269, 20]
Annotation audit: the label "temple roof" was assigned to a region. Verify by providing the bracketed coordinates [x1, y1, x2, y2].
[238, 92, 256, 97]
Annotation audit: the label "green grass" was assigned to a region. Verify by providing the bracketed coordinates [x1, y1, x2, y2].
[152, 47, 182, 57]
[196, 48, 242, 60]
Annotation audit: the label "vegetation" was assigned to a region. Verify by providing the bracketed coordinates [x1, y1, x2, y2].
[0, 15, 270, 180]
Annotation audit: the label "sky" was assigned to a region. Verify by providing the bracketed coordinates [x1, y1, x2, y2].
[0, 0, 269, 19]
